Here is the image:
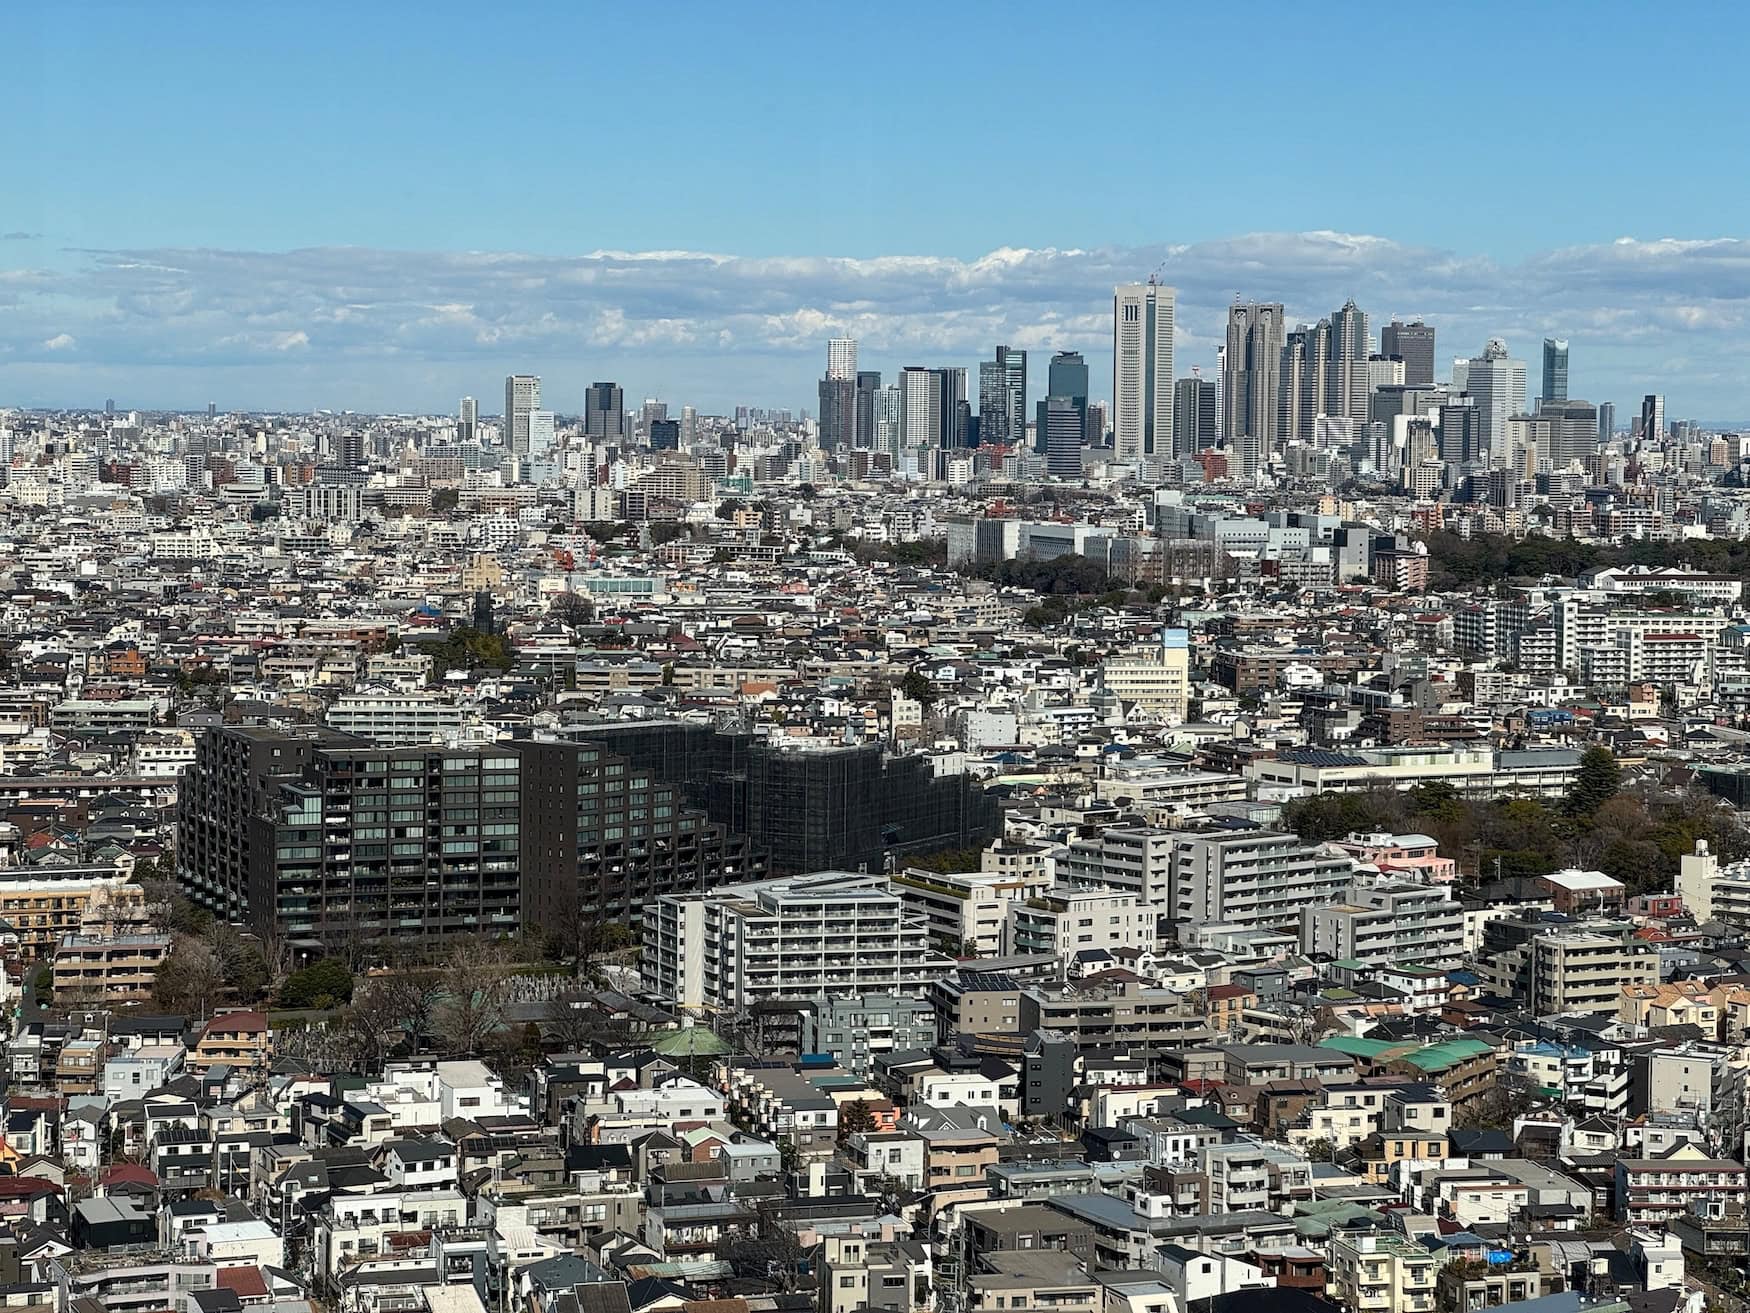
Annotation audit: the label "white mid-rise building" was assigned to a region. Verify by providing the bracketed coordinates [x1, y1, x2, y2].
[642, 872, 954, 1013]
[1099, 630, 1190, 721]
[1172, 831, 1352, 934]
[323, 691, 475, 746]
[1299, 877, 1464, 969]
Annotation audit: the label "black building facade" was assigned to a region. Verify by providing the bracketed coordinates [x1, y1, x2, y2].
[515, 737, 761, 942]
[569, 721, 999, 875]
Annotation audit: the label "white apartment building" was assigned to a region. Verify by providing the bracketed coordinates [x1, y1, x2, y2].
[1248, 746, 1580, 799]
[642, 872, 954, 1013]
[323, 691, 475, 746]
[1199, 1137, 1312, 1214]
[131, 731, 197, 778]
[1092, 761, 1250, 812]
[1554, 595, 1731, 674]
[1098, 632, 1190, 720]
[1172, 831, 1352, 934]
[1002, 887, 1151, 959]
[1056, 826, 1177, 910]
[1300, 877, 1464, 969]
[284, 483, 363, 522]
[892, 866, 1051, 955]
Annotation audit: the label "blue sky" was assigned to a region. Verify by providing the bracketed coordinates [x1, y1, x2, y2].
[4, 1, 1750, 417]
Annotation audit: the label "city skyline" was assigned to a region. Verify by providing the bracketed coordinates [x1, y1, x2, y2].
[5, 232, 1750, 422]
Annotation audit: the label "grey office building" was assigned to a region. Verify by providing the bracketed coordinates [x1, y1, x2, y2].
[1437, 401, 1483, 465]
[1538, 399, 1600, 468]
[1598, 400, 1615, 444]
[1222, 303, 1286, 476]
[1034, 351, 1089, 455]
[1381, 320, 1436, 387]
[1041, 395, 1085, 478]
[584, 382, 625, 440]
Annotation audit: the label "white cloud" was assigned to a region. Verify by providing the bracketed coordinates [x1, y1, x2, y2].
[2, 233, 1750, 416]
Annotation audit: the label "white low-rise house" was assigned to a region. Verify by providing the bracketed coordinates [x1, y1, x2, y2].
[437, 1060, 521, 1120]
[103, 1044, 186, 1101]
[380, 1139, 459, 1191]
[316, 1188, 467, 1293]
[183, 1219, 284, 1268]
[915, 1070, 1004, 1112]
[608, 1079, 724, 1123]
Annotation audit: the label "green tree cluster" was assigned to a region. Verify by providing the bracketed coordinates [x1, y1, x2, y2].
[417, 626, 515, 676]
[279, 957, 355, 1010]
[1281, 764, 1748, 895]
[1422, 528, 1750, 590]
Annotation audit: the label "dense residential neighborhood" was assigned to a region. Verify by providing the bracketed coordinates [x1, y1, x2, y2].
[3, 327, 1750, 1313]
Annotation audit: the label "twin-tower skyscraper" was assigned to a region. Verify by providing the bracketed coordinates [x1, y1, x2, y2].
[1112, 280, 1175, 465]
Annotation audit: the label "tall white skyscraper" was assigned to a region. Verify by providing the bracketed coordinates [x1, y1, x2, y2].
[458, 396, 477, 444]
[827, 338, 858, 381]
[898, 367, 938, 450]
[504, 374, 540, 453]
[1112, 281, 1175, 462]
[1462, 339, 1527, 464]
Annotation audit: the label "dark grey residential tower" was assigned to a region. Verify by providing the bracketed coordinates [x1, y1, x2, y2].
[855, 371, 880, 447]
[817, 375, 855, 449]
[978, 346, 1028, 446]
[1381, 320, 1436, 387]
[1541, 338, 1569, 405]
[1173, 376, 1217, 451]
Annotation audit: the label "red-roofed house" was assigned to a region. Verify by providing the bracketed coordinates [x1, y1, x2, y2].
[216, 1266, 271, 1303]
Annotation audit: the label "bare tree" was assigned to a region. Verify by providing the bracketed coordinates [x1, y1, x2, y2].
[336, 984, 404, 1076]
[434, 938, 512, 1057]
[154, 936, 226, 1020]
[374, 968, 448, 1053]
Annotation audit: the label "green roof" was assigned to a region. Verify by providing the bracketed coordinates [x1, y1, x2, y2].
[805, 1073, 865, 1090]
[1399, 1037, 1493, 1073]
[1292, 1202, 1385, 1237]
[1318, 1035, 1401, 1059]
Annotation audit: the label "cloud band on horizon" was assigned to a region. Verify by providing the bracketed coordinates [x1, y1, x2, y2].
[1, 231, 1747, 417]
